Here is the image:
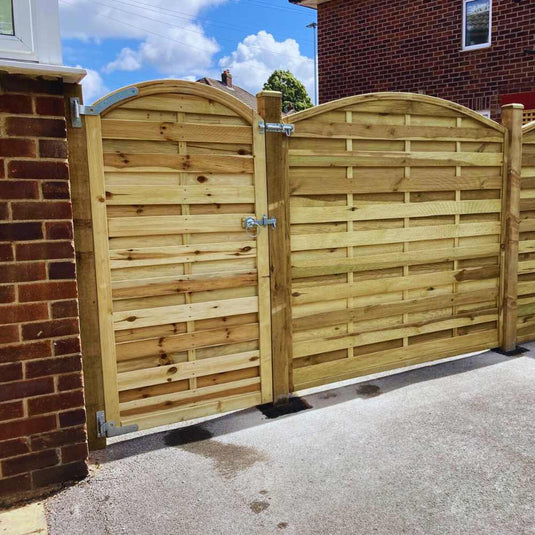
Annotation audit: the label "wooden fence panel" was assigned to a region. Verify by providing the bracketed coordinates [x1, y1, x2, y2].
[85, 81, 272, 432]
[518, 121, 535, 342]
[284, 94, 508, 391]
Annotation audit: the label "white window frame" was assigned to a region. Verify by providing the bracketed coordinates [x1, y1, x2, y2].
[462, 0, 492, 52]
[0, 0, 61, 64]
[477, 109, 491, 119]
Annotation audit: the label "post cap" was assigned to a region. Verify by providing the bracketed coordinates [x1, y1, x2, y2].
[256, 90, 283, 98]
[502, 103, 525, 110]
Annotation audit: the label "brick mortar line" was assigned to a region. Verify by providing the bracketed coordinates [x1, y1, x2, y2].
[0, 440, 87, 464]
[0, 372, 82, 386]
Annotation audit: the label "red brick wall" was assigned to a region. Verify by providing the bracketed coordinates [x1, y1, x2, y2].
[0, 75, 88, 502]
[317, 0, 535, 117]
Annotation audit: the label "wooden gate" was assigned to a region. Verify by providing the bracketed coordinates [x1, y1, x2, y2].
[283, 94, 509, 391]
[85, 81, 272, 432]
[518, 121, 535, 342]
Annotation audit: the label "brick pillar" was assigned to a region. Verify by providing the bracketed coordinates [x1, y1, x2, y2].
[0, 74, 88, 503]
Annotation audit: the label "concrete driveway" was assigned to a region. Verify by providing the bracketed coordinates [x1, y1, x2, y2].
[46, 345, 535, 535]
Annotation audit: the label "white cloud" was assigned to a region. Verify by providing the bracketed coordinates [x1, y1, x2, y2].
[219, 31, 314, 97]
[79, 67, 109, 103]
[60, 0, 225, 77]
[103, 48, 142, 74]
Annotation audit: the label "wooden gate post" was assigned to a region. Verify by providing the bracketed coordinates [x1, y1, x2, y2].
[64, 84, 106, 449]
[501, 103, 524, 353]
[256, 91, 293, 404]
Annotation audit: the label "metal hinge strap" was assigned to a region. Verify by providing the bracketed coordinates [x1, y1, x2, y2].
[259, 121, 294, 136]
[96, 410, 138, 438]
[70, 86, 139, 128]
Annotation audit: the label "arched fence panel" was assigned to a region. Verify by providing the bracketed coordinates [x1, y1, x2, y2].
[284, 94, 510, 391]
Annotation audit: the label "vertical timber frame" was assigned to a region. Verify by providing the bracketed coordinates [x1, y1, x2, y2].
[85, 113, 122, 425]
[64, 84, 106, 450]
[501, 103, 524, 352]
[257, 91, 293, 403]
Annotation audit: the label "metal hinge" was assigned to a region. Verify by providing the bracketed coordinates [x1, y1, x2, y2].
[96, 411, 138, 438]
[259, 121, 294, 136]
[69, 86, 139, 128]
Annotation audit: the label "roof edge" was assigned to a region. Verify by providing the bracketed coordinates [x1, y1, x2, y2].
[289, 0, 331, 9]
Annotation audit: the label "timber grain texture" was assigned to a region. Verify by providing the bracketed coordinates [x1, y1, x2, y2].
[283, 93, 508, 391]
[84, 81, 272, 432]
[518, 120, 535, 342]
[80, 87, 526, 436]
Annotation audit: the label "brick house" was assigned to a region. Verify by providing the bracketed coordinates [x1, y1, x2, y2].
[197, 70, 258, 110]
[0, 0, 89, 503]
[290, 0, 535, 121]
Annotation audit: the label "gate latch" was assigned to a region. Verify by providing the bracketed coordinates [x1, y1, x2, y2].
[244, 214, 277, 235]
[259, 121, 294, 136]
[96, 411, 138, 438]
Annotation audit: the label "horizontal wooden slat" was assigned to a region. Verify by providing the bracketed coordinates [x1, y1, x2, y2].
[518, 280, 535, 297]
[291, 200, 502, 224]
[520, 220, 535, 233]
[292, 265, 500, 305]
[292, 288, 498, 331]
[108, 214, 249, 237]
[117, 350, 260, 390]
[292, 244, 501, 278]
[293, 310, 497, 358]
[101, 120, 253, 144]
[518, 259, 535, 275]
[103, 153, 254, 174]
[121, 392, 262, 430]
[291, 222, 501, 251]
[120, 95, 240, 116]
[519, 240, 535, 254]
[109, 242, 256, 269]
[293, 331, 497, 391]
[288, 150, 503, 168]
[112, 271, 257, 299]
[116, 322, 259, 361]
[290, 175, 503, 195]
[114, 296, 258, 331]
[120, 376, 260, 412]
[342, 100, 490, 118]
[293, 122, 503, 142]
[105, 185, 255, 205]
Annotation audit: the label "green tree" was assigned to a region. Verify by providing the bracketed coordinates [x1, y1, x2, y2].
[263, 70, 313, 113]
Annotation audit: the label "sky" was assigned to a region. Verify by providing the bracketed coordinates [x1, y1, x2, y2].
[58, 0, 317, 104]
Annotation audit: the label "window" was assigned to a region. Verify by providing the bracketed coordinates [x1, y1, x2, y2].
[0, 0, 62, 64]
[463, 0, 492, 51]
[477, 110, 491, 119]
[0, 0, 14, 36]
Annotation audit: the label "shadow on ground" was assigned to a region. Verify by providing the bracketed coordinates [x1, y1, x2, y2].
[93, 349, 516, 464]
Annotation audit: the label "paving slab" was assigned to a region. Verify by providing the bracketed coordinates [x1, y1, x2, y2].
[46, 347, 535, 535]
[0, 502, 47, 535]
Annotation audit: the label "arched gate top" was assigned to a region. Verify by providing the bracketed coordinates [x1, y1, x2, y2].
[88, 79, 256, 123]
[284, 92, 506, 134]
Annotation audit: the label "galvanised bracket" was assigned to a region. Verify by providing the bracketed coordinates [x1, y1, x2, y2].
[69, 86, 139, 128]
[259, 121, 294, 136]
[96, 410, 138, 438]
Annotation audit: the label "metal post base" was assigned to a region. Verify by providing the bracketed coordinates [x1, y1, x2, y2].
[257, 396, 312, 419]
[492, 346, 529, 357]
